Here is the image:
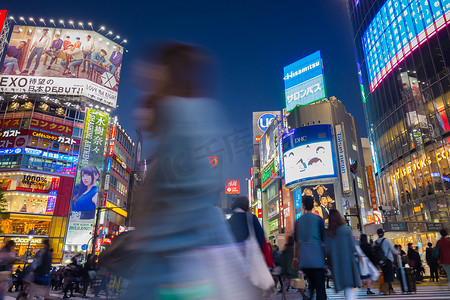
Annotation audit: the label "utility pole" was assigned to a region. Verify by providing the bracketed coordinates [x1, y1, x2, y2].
[350, 160, 363, 233]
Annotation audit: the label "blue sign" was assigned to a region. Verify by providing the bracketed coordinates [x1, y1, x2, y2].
[362, 0, 449, 92]
[24, 148, 78, 163]
[0, 147, 24, 155]
[283, 51, 326, 111]
[81, 244, 88, 251]
[293, 188, 302, 221]
[257, 112, 276, 132]
[107, 158, 112, 172]
[282, 124, 336, 186]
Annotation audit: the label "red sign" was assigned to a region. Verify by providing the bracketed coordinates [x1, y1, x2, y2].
[258, 208, 262, 219]
[30, 118, 73, 135]
[0, 11, 7, 35]
[0, 118, 21, 129]
[225, 179, 240, 194]
[103, 238, 112, 245]
[110, 126, 116, 140]
[366, 166, 378, 211]
[279, 189, 284, 229]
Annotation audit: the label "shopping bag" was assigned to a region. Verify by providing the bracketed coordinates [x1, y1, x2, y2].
[245, 213, 274, 290]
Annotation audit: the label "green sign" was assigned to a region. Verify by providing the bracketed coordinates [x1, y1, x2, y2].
[66, 109, 109, 245]
[262, 162, 276, 187]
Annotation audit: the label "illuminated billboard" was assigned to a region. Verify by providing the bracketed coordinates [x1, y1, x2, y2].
[65, 109, 108, 245]
[260, 116, 279, 168]
[283, 51, 326, 111]
[0, 25, 124, 108]
[282, 124, 336, 186]
[362, 0, 450, 92]
[225, 179, 240, 194]
[301, 183, 336, 222]
[252, 111, 281, 144]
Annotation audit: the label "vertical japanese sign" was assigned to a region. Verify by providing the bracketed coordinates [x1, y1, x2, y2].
[335, 124, 351, 194]
[366, 165, 378, 211]
[66, 109, 109, 245]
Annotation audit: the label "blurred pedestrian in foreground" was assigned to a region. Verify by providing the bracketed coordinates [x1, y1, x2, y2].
[0, 241, 18, 300]
[26, 240, 54, 300]
[437, 228, 450, 288]
[356, 235, 378, 295]
[119, 42, 258, 299]
[293, 195, 327, 300]
[325, 209, 361, 300]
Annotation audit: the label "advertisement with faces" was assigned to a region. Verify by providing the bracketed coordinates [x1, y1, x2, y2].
[282, 124, 336, 186]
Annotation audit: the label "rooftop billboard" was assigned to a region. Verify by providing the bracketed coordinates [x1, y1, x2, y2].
[283, 51, 326, 111]
[0, 25, 124, 108]
[282, 124, 336, 186]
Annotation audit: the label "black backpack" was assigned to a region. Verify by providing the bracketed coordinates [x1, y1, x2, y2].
[374, 238, 389, 267]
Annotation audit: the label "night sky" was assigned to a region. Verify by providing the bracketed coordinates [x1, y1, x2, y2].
[4, 0, 366, 193]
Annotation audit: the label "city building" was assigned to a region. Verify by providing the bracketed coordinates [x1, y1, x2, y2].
[0, 14, 129, 262]
[348, 0, 450, 249]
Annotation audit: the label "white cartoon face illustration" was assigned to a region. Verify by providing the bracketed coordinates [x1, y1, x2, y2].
[284, 141, 335, 184]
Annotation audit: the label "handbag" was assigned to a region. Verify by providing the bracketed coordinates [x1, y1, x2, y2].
[298, 242, 325, 269]
[291, 277, 306, 289]
[245, 213, 274, 290]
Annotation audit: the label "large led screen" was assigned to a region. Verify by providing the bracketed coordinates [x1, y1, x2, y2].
[282, 124, 336, 186]
[362, 0, 450, 92]
[283, 51, 326, 111]
[1, 26, 124, 107]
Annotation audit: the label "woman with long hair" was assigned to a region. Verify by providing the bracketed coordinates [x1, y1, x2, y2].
[71, 166, 99, 220]
[325, 209, 361, 300]
[116, 42, 258, 299]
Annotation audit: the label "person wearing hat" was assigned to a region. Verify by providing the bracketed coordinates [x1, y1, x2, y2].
[227, 196, 265, 249]
[21, 28, 50, 76]
[375, 228, 399, 294]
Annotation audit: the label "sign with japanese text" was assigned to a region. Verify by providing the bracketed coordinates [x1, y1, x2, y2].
[284, 51, 326, 111]
[261, 161, 277, 188]
[293, 188, 302, 221]
[366, 165, 378, 211]
[66, 109, 108, 245]
[0, 118, 21, 129]
[30, 117, 73, 135]
[335, 124, 351, 194]
[225, 179, 240, 194]
[1, 24, 125, 108]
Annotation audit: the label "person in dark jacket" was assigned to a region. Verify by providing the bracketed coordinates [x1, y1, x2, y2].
[280, 236, 302, 300]
[360, 234, 375, 265]
[26, 240, 53, 299]
[227, 196, 265, 249]
[407, 243, 423, 282]
[425, 242, 439, 282]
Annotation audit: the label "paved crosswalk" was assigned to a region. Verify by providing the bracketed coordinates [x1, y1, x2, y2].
[270, 284, 450, 299]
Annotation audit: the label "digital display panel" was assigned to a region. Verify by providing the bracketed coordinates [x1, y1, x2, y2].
[362, 0, 449, 92]
[301, 183, 336, 222]
[282, 124, 336, 186]
[1, 25, 124, 108]
[283, 51, 326, 111]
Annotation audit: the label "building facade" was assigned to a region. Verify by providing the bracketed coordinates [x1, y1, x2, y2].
[348, 0, 450, 248]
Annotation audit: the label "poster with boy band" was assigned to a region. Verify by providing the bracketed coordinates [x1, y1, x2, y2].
[65, 109, 109, 245]
[0, 25, 124, 108]
[301, 183, 336, 222]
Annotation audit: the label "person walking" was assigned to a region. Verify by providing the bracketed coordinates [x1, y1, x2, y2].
[25, 240, 53, 300]
[227, 196, 265, 249]
[279, 236, 297, 300]
[293, 195, 327, 300]
[358, 234, 376, 295]
[408, 243, 423, 282]
[0, 241, 18, 300]
[324, 209, 361, 300]
[374, 228, 399, 294]
[426, 242, 439, 282]
[437, 228, 450, 288]
[271, 244, 282, 293]
[81, 254, 96, 298]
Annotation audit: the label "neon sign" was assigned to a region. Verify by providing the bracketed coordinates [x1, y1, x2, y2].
[362, 0, 450, 92]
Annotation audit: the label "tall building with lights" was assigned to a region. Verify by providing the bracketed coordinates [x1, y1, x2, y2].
[0, 12, 129, 262]
[348, 0, 450, 246]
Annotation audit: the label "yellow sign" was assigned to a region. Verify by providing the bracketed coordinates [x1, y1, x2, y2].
[10, 237, 43, 246]
[105, 201, 128, 218]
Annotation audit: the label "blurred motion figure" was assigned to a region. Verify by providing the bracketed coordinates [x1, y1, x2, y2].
[122, 42, 258, 299]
